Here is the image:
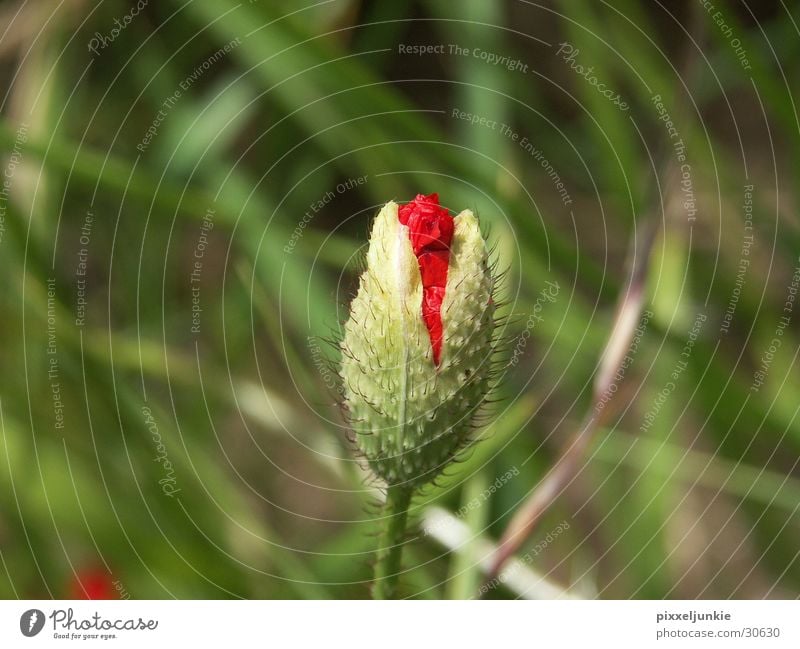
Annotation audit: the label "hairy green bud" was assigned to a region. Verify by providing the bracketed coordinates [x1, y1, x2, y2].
[341, 195, 495, 489]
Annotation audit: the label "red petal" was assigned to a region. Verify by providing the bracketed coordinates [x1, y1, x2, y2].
[422, 286, 446, 364]
[398, 194, 454, 254]
[398, 194, 454, 366]
[418, 250, 449, 289]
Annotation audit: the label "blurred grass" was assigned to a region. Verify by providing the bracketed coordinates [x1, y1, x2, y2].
[0, 0, 798, 599]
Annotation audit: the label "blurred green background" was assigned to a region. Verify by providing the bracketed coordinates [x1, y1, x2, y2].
[0, 0, 798, 599]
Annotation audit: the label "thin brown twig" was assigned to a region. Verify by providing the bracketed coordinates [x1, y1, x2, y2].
[481, 1, 707, 590]
[484, 217, 659, 585]
[479, 0, 710, 593]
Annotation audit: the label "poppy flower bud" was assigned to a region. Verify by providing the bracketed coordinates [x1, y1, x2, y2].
[68, 567, 117, 599]
[341, 194, 495, 489]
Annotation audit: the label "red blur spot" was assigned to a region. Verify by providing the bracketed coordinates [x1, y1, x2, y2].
[69, 568, 117, 600]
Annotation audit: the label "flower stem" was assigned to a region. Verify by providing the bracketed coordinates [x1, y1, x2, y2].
[372, 485, 412, 599]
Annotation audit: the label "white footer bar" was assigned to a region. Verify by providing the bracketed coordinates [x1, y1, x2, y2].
[1, 600, 796, 648]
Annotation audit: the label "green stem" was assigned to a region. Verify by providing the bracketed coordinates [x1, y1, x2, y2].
[372, 486, 413, 599]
